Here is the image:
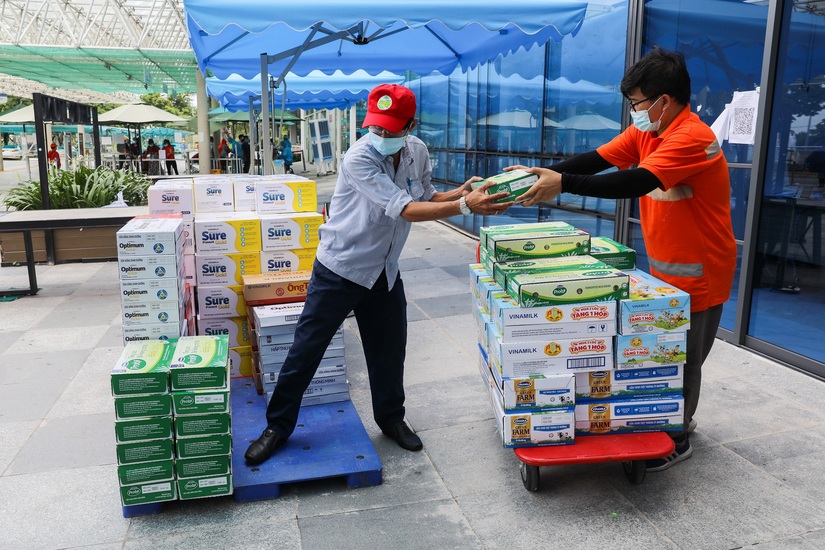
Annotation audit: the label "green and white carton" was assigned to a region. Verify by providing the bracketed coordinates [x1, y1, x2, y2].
[169, 335, 230, 390]
[117, 460, 175, 486]
[110, 340, 174, 396]
[171, 388, 231, 416]
[174, 413, 231, 438]
[486, 229, 591, 263]
[589, 236, 636, 270]
[115, 416, 173, 443]
[116, 438, 175, 465]
[175, 433, 232, 459]
[120, 480, 177, 507]
[507, 268, 629, 307]
[114, 393, 173, 420]
[479, 221, 574, 250]
[177, 474, 233, 500]
[175, 455, 231, 479]
[472, 169, 538, 203]
[492, 255, 606, 289]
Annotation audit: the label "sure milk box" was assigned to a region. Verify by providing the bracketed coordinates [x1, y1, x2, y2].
[589, 236, 636, 270]
[491, 294, 616, 340]
[260, 212, 324, 251]
[260, 249, 317, 273]
[196, 316, 250, 347]
[615, 331, 687, 369]
[620, 270, 691, 334]
[507, 268, 629, 307]
[255, 180, 318, 213]
[148, 182, 195, 220]
[232, 176, 257, 211]
[194, 212, 262, 253]
[194, 178, 234, 213]
[196, 285, 246, 319]
[472, 169, 539, 203]
[195, 253, 261, 286]
[117, 217, 183, 256]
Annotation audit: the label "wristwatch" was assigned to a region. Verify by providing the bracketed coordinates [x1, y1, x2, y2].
[459, 196, 473, 215]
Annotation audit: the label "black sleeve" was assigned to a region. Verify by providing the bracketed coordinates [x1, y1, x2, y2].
[561, 168, 662, 199]
[548, 150, 613, 175]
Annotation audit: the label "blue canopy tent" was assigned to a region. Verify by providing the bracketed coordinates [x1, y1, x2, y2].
[184, 0, 589, 172]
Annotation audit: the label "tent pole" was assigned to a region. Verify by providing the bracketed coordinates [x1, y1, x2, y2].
[261, 53, 272, 175]
[197, 69, 211, 175]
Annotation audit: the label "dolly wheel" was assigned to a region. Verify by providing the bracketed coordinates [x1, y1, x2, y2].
[520, 462, 540, 492]
[623, 460, 646, 485]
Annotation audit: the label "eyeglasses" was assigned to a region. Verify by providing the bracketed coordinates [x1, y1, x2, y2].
[367, 125, 408, 139]
[627, 95, 661, 112]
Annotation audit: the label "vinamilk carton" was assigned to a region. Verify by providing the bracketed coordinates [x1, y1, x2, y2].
[575, 414, 684, 435]
[620, 270, 691, 334]
[615, 331, 687, 369]
[491, 369, 576, 413]
[479, 221, 574, 250]
[574, 396, 684, 431]
[172, 388, 230, 416]
[492, 255, 606, 290]
[194, 212, 262, 253]
[472, 169, 539, 203]
[491, 294, 616, 341]
[242, 272, 311, 306]
[589, 236, 636, 270]
[507, 268, 629, 307]
[111, 340, 174, 396]
[488, 379, 575, 448]
[486, 229, 591, 263]
[260, 212, 324, 251]
[169, 335, 230, 390]
[575, 364, 684, 401]
[119, 277, 185, 304]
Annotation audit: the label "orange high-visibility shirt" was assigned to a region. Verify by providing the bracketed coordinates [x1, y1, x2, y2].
[597, 105, 736, 312]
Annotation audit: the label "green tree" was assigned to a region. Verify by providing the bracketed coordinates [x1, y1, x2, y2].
[0, 96, 32, 114]
[139, 93, 196, 118]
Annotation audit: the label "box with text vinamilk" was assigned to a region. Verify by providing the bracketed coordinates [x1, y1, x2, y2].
[177, 474, 233, 500]
[168, 335, 230, 390]
[114, 416, 173, 443]
[110, 340, 175, 396]
[589, 236, 636, 270]
[491, 255, 606, 290]
[119, 480, 177, 507]
[491, 293, 616, 341]
[489, 367, 576, 413]
[488, 378, 575, 448]
[242, 271, 311, 306]
[575, 364, 684, 401]
[615, 331, 687, 370]
[620, 270, 691, 335]
[574, 396, 684, 435]
[506, 268, 629, 308]
[472, 169, 539, 203]
[172, 388, 230, 416]
[485, 229, 591, 264]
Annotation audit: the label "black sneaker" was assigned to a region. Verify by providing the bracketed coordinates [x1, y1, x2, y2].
[646, 437, 693, 472]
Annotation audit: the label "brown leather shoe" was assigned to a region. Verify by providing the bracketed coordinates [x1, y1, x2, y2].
[244, 428, 285, 464]
[382, 421, 423, 451]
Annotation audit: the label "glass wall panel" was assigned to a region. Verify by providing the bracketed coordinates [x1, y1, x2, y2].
[748, 2, 825, 363]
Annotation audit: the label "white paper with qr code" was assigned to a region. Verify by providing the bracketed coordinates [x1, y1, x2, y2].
[727, 89, 759, 145]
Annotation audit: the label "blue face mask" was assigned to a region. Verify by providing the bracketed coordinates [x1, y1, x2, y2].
[630, 95, 664, 132]
[369, 132, 407, 156]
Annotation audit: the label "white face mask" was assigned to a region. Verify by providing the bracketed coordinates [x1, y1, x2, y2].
[369, 132, 407, 156]
[630, 95, 664, 132]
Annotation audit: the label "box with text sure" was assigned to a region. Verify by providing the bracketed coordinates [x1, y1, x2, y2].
[620, 270, 691, 335]
[575, 364, 684, 401]
[489, 380, 574, 448]
[195, 252, 261, 286]
[260, 248, 317, 273]
[194, 178, 234, 213]
[242, 271, 311, 306]
[473, 169, 539, 203]
[615, 331, 687, 369]
[260, 212, 324, 250]
[507, 268, 629, 308]
[255, 180, 318, 213]
[490, 329, 614, 378]
[232, 177, 258, 211]
[492, 294, 616, 341]
[228, 345, 253, 378]
[148, 182, 195, 220]
[196, 285, 246, 319]
[194, 211, 262, 254]
[118, 253, 182, 281]
[110, 340, 174, 396]
[196, 316, 250, 347]
[117, 217, 183, 256]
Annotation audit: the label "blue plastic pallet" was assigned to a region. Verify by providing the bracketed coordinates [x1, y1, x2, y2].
[230, 378, 383, 501]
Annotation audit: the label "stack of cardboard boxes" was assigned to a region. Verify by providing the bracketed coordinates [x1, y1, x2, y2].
[472, 222, 687, 448]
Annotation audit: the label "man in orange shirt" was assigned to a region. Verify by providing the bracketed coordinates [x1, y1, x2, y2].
[509, 47, 737, 472]
[47, 143, 61, 170]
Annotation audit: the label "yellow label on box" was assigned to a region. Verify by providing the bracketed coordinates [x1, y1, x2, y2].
[255, 180, 317, 213]
[194, 212, 262, 253]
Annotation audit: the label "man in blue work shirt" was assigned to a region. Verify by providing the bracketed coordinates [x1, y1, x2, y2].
[245, 84, 513, 464]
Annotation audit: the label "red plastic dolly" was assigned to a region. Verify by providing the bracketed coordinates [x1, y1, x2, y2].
[514, 431, 675, 491]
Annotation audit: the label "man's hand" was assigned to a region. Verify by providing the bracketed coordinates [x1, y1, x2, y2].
[459, 176, 484, 196]
[465, 181, 514, 215]
[504, 165, 562, 207]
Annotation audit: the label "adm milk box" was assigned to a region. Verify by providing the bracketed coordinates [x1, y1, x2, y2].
[194, 212, 262, 253]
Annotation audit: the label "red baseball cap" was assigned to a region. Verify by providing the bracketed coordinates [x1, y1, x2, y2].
[362, 84, 416, 134]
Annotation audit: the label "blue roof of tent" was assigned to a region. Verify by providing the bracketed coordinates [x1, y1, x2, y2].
[207, 71, 406, 111]
[184, 1, 588, 80]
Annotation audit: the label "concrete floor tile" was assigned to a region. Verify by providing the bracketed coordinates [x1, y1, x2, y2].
[125, 521, 301, 550]
[0, 296, 63, 331]
[6, 324, 110, 354]
[0, 349, 88, 384]
[35, 294, 124, 328]
[0, 420, 38, 474]
[413, 293, 474, 320]
[49, 346, 121, 418]
[0, 329, 23, 352]
[0, 378, 67, 422]
[405, 373, 492, 432]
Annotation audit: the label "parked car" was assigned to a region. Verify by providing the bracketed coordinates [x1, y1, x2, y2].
[2, 145, 22, 160]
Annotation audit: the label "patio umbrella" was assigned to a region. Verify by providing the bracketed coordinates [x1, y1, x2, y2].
[0, 104, 34, 123]
[98, 104, 185, 124]
[558, 113, 621, 131]
[478, 109, 564, 128]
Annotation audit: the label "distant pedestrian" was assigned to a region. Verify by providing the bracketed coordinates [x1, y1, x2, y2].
[162, 139, 178, 175]
[47, 143, 61, 170]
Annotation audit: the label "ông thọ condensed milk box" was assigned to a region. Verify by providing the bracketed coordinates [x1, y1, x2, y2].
[489, 328, 613, 378]
[169, 335, 230, 390]
[241, 271, 311, 306]
[194, 212, 262, 254]
[172, 387, 230, 416]
[575, 364, 684, 401]
[488, 380, 574, 448]
[492, 255, 606, 290]
[620, 270, 691, 335]
[194, 178, 234, 213]
[111, 340, 175, 396]
[615, 331, 687, 369]
[117, 217, 183, 256]
[255, 179, 318, 213]
[589, 236, 636, 270]
[492, 294, 616, 341]
[148, 182, 195, 220]
[260, 212, 324, 251]
[472, 169, 539, 203]
[197, 284, 246, 319]
[260, 248, 317, 273]
[507, 267, 629, 308]
[486, 228, 591, 263]
[196, 252, 261, 286]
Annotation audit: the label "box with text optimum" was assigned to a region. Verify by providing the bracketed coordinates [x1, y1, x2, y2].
[111, 340, 175, 396]
[196, 316, 250, 347]
[574, 396, 684, 429]
[120, 277, 185, 304]
[119, 480, 177, 507]
[620, 270, 691, 334]
[172, 388, 230, 416]
[242, 271, 311, 306]
[148, 182, 195, 220]
[196, 285, 246, 319]
[507, 268, 629, 308]
[575, 364, 684, 401]
[589, 236, 636, 270]
[194, 178, 235, 213]
[260, 212, 324, 251]
[122, 321, 187, 344]
[121, 300, 185, 326]
[492, 255, 606, 290]
[194, 211, 262, 254]
[615, 331, 687, 369]
[195, 253, 261, 286]
[489, 379, 574, 448]
[490, 328, 613, 378]
[254, 180, 318, 214]
[169, 335, 230, 390]
[118, 253, 182, 281]
[177, 474, 233, 500]
[260, 248, 317, 273]
[491, 293, 616, 341]
[472, 169, 539, 203]
[485, 228, 591, 263]
[117, 217, 183, 256]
